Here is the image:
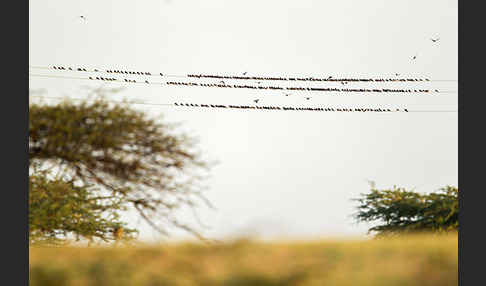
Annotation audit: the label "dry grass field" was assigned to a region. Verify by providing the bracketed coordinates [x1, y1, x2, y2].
[29, 233, 457, 286]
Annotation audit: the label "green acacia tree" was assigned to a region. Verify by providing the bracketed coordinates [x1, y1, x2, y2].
[353, 185, 458, 236]
[29, 93, 213, 244]
[29, 169, 137, 244]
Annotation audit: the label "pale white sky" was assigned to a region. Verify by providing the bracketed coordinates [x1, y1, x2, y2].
[29, 0, 457, 241]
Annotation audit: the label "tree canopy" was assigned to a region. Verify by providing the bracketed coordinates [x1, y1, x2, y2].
[353, 185, 458, 236]
[29, 95, 213, 244]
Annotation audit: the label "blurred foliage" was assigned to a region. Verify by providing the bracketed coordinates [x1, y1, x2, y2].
[29, 233, 458, 286]
[29, 94, 213, 244]
[29, 170, 136, 245]
[354, 185, 458, 235]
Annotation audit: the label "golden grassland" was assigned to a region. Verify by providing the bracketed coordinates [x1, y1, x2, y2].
[29, 233, 457, 286]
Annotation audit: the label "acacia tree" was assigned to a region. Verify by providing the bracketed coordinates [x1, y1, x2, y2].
[29, 94, 213, 244]
[353, 185, 458, 236]
[29, 169, 137, 244]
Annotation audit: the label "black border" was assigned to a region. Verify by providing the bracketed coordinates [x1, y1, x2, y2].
[458, 0, 463, 283]
[459, 1, 480, 285]
[4, 0, 28, 285]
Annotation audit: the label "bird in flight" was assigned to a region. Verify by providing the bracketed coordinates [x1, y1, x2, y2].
[79, 15, 87, 21]
[431, 37, 440, 43]
[243, 72, 247, 75]
[305, 97, 311, 100]
[412, 54, 417, 60]
[254, 99, 259, 103]
[395, 73, 400, 76]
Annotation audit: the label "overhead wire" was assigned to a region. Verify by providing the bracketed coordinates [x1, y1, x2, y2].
[29, 65, 458, 83]
[29, 96, 458, 113]
[29, 73, 458, 95]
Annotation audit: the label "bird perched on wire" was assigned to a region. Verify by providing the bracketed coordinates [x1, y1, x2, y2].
[254, 99, 259, 103]
[431, 37, 440, 43]
[220, 80, 225, 84]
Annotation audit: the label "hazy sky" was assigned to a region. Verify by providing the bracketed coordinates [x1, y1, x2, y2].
[29, 0, 457, 241]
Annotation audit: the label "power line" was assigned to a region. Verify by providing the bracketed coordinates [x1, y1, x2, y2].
[407, 110, 458, 113]
[29, 74, 458, 95]
[29, 96, 457, 113]
[29, 96, 173, 106]
[29, 65, 458, 83]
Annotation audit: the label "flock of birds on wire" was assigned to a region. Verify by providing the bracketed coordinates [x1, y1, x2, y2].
[46, 66, 442, 98]
[173, 102, 409, 113]
[31, 62, 452, 113]
[35, 17, 447, 113]
[51, 65, 435, 83]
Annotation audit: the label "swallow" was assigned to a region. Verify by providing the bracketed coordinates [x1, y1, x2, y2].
[243, 72, 247, 75]
[431, 38, 440, 43]
[254, 99, 259, 103]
